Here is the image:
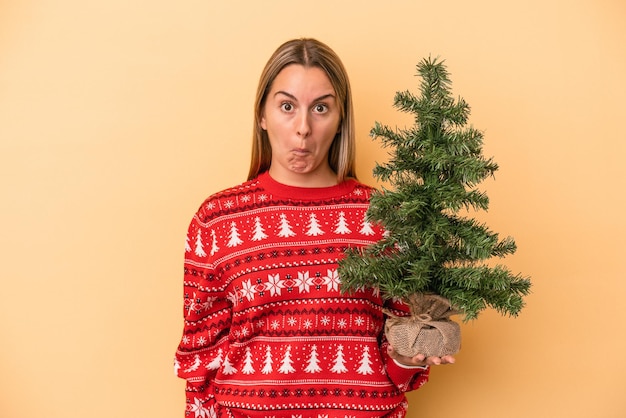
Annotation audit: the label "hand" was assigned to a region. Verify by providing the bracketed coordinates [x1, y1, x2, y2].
[387, 345, 456, 367]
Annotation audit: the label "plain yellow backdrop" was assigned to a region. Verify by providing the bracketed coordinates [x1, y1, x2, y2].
[1, 1, 625, 417]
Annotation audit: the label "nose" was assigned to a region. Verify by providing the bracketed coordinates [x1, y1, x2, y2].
[296, 111, 311, 138]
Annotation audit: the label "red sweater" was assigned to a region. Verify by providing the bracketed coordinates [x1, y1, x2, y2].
[175, 172, 429, 418]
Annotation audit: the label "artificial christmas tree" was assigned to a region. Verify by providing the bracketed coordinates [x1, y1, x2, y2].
[339, 57, 531, 357]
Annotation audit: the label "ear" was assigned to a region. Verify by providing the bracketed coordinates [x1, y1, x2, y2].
[260, 112, 267, 130]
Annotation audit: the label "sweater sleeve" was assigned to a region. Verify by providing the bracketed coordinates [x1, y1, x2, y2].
[380, 298, 431, 392]
[381, 340, 430, 391]
[174, 203, 231, 396]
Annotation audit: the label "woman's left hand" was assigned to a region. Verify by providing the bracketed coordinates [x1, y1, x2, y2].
[387, 345, 456, 367]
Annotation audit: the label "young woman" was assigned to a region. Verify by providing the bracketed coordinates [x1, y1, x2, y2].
[174, 38, 454, 418]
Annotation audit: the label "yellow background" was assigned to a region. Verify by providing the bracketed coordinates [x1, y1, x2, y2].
[1, 1, 625, 417]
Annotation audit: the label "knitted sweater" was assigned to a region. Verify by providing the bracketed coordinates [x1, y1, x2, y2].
[175, 172, 429, 418]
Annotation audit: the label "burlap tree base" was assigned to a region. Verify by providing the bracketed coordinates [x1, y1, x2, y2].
[385, 293, 461, 358]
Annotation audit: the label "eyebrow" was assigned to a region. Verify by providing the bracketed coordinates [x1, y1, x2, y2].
[273, 91, 336, 102]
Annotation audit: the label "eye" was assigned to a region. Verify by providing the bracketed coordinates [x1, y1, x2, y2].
[280, 102, 294, 112]
[313, 103, 328, 114]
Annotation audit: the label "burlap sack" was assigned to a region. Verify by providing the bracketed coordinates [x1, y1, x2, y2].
[384, 293, 461, 358]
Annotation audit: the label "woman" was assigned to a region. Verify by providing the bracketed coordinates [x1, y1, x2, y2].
[175, 38, 454, 418]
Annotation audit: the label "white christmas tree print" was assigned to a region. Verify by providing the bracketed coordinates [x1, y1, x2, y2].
[305, 213, 325, 236]
[210, 229, 219, 256]
[185, 234, 191, 252]
[206, 348, 224, 370]
[227, 221, 244, 247]
[242, 347, 255, 374]
[357, 346, 374, 375]
[330, 344, 348, 373]
[333, 211, 351, 234]
[277, 213, 296, 237]
[304, 345, 322, 373]
[184, 354, 202, 372]
[174, 358, 181, 375]
[222, 354, 237, 375]
[278, 345, 296, 374]
[195, 230, 207, 257]
[251, 216, 268, 241]
[261, 345, 273, 374]
[359, 216, 375, 236]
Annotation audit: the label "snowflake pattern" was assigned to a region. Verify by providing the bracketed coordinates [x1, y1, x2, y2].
[224, 269, 352, 308]
[295, 271, 313, 293]
[241, 279, 256, 301]
[322, 269, 340, 292]
[188, 398, 213, 418]
[266, 273, 284, 296]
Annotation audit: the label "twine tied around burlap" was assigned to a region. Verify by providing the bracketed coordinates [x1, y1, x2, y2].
[384, 293, 462, 358]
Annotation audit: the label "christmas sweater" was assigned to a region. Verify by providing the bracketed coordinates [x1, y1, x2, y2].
[175, 172, 429, 418]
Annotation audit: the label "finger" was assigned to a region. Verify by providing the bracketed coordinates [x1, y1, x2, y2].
[426, 356, 442, 365]
[386, 346, 398, 359]
[442, 355, 456, 364]
[413, 354, 426, 362]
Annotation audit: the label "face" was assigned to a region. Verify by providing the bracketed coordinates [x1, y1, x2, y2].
[261, 64, 341, 187]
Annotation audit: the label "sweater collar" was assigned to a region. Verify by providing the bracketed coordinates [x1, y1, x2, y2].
[257, 171, 358, 200]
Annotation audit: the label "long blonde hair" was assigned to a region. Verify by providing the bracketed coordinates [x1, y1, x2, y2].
[247, 38, 357, 182]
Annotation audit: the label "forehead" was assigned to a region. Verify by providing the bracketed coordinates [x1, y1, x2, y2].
[269, 64, 336, 96]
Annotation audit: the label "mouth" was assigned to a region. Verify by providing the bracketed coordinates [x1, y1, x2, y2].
[291, 148, 310, 156]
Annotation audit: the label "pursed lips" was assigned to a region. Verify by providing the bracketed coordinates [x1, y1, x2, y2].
[291, 148, 310, 156]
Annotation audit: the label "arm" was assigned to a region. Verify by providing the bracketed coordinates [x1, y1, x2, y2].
[381, 340, 431, 392]
[174, 204, 231, 402]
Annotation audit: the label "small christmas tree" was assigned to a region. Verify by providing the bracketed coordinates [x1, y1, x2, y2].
[339, 57, 531, 356]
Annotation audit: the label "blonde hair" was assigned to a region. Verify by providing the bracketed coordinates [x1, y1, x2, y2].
[247, 38, 357, 182]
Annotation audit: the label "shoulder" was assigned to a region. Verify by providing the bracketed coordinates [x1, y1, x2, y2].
[345, 178, 379, 202]
[210, 177, 262, 201]
[351, 179, 377, 193]
[194, 177, 264, 222]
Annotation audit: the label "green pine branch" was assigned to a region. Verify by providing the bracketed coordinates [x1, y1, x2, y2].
[339, 56, 531, 321]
